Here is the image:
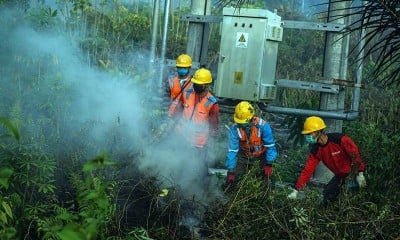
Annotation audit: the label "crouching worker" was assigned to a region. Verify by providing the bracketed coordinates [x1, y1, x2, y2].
[225, 101, 278, 185]
[287, 116, 367, 207]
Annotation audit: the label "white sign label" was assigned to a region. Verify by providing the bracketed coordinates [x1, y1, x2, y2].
[236, 32, 248, 48]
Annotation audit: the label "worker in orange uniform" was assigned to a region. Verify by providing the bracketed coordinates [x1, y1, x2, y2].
[287, 116, 367, 207]
[163, 68, 219, 236]
[156, 54, 193, 137]
[166, 54, 192, 100]
[167, 68, 219, 148]
[225, 101, 278, 185]
[166, 68, 219, 218]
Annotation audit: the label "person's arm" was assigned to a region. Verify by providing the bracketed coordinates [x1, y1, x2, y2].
[288, 153, 320, 199]
[226, 126, 239, 171]
[261, 123, 277, 163]
[341, 135, 365, 172]
[165, 75, 174, 99]
[209, 103, 219, 136]
[294, 154, 320, 190]
[226, 126, 239, 183]
[167, 92, 183, 117]
[341, 135, 367, 188]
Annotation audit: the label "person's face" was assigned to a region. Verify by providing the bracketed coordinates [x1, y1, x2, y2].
[237, 120, 251, 129]
[304, 131, 318, 144]
[177, 67, 190, 77]
[193, 83, 207, 93]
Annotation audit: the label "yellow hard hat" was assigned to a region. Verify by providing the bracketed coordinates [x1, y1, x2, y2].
[234, 101, 255, 124]
[302, 116, 326, 134]
[191, 68, 212, 84]
[176, 54, 192, 68]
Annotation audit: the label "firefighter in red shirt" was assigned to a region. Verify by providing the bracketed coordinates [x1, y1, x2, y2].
[287, 116, 366, 206]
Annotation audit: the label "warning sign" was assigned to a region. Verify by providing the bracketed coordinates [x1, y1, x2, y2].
[236, 32, 248, 48]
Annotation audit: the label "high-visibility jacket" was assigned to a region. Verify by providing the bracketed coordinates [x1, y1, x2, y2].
[226, 117, 277, 170]
[295, 133, 366, 190]
[169, 88, 217, 148]
[167, 75, 191, 100]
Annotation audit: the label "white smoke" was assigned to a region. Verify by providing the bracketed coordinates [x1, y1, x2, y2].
[0, 5, 225, 204]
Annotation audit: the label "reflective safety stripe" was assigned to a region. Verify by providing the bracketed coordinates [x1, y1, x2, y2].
[237, 117, 266, 157]
[264, 143, 275, 148]
[236, 128, 242, 138]
[168, 75, 191, 99]
[257, 119, 263, 137]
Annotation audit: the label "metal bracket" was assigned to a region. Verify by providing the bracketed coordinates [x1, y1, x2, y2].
[180, 15, 346, 33]
[330, 79, 364, 88]
[181, 14, 223, 23]
[282, 20, 346, 32]
[275, 79, 340, 93]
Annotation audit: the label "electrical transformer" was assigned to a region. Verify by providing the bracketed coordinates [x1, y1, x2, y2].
[215, 7, 283, 102]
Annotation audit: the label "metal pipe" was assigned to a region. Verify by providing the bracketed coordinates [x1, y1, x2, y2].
[149, 0, 159, 66]
[158, 0, 171, 88]
[266, 106, 359, 120]
[351, 0, 365, 112]
[339, 17, 350, 81]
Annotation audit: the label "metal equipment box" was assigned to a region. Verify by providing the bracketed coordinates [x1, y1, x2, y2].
[215, 7, 282, 102]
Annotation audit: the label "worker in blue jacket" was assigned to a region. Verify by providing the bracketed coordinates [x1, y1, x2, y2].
[225, 101, 278, 184]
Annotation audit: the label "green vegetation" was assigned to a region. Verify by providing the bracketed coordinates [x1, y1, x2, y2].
[0, 0, 399, 239]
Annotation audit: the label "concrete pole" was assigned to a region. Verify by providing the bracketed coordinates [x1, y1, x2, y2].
[186, 0, 211, 66]
[314, 0, 350, 182]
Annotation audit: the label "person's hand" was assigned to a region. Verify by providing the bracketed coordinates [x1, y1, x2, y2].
[263, 165, 272, 178]
[287, 189, 298, 200]
[153, 123, 167, 139]
[226, 172, 235, 184]
[356, 172, 367, 188]
[159, 122, 168, 132]
[154, 118, 173, 139]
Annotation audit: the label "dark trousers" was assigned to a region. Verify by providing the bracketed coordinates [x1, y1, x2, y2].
[323, 175, 345, 207]
[234, 153, 263, 176]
